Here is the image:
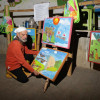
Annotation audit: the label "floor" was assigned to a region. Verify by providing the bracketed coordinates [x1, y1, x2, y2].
[0, 54, 100, 100]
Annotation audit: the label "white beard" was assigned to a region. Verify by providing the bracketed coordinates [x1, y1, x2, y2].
[18, 36, 27, 43]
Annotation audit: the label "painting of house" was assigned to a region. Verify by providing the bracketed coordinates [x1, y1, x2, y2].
[42, 17, 73, 49]
[11, 28, 36, 50]
[88, 31, 100, 64]
[31, 47, 69, 81]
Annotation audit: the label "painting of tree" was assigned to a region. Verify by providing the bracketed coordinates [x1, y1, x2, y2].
[88, 31, 100, 64]
[42, 17, 73, 49]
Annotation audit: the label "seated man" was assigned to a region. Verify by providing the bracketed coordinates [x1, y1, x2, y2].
[5, 26, 39, 83]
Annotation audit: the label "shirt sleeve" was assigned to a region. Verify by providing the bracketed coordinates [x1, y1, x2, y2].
[25, 46, 39, 55]
[13, 42, 34, 73]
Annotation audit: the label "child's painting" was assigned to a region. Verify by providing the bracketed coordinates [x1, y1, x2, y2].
[31, 47, 69, 81]
[88, 31, 100, 64]
[11, 28, 36, 50]
[42, 17, 73, 49]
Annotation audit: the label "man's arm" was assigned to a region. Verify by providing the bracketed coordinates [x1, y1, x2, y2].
[13, 42, 39, 75]
[25, 46, 39, 55]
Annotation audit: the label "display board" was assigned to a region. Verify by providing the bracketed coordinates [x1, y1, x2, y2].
[42, 17, 73, 49]
[31, 47, 69, 81]
[88, 31, 100, 64]
[11, 28, 36, 50]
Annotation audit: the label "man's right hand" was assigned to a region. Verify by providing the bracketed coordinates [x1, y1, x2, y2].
[33, 70, 39, 76]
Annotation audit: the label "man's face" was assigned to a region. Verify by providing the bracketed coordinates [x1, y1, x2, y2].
[17, 30, 28, 42]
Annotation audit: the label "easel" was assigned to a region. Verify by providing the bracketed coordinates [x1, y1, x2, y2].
[37, 20, 73, 92]
[44, 79, 49, 92]
[43, 47, 72, 92]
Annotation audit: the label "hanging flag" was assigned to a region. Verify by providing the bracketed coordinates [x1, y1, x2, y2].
[57, 0, 67, 6]
[64, 0, 80, 23]
[0, 6, 14, 34]
[34, 3, 49, 21]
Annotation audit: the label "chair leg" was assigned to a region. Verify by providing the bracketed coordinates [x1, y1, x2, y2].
[6, 70, 12, 79]
[6, 70, 17, 79]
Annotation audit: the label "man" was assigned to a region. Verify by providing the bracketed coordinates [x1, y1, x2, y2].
[5, 27, 39, 83]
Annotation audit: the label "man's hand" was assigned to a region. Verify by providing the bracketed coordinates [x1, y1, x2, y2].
[33, 70, 39, 76]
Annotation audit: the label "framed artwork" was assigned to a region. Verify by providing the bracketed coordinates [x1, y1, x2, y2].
[88, 31, 100, 64]
[11, 28, 36, 50]
[42, 17, 73, 49]
[31, 47, 69, 82]
[0, 16, 14, 34]
[11, 28, 16, 40]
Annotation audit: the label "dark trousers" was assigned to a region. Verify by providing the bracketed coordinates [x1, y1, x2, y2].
[10, 54, 34, 83]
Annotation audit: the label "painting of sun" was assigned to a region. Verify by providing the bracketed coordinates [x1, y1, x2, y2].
[42, 17, 73, 49]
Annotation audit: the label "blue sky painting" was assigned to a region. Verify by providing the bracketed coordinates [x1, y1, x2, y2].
[42, 17, 73, 49]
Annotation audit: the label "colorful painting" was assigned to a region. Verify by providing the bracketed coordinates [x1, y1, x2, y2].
[64, 0, 80, 23]
[11, 28, 36, 50]
[88, 31, 100, 64]
[31, 47, 69, 81]
[42, 17, 73, 49]
[0, 16, 14, 34]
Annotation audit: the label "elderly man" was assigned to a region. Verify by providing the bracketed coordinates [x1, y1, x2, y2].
[5, 27, 39, 83]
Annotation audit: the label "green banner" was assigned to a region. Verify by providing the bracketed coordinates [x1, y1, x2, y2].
[57, 0, 88, 6]
[57, 0, 67, 6]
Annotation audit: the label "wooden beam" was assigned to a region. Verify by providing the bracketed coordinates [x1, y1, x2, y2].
[10, 9, 34, 12]
[10, 5, 64, 12]
[5, 5, 11, 46]
[0, 5, 64, 13]
[79, 0, 100, 6]
[75, 30, 91, 32]
[5, 5, 9, 16]
[75, 30, 100, 32]
[36, 21, 42, 51]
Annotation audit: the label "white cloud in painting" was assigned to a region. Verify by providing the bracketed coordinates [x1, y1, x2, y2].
[54, 51, 57, 54]
[42, 47, 47, 50]
[91, 34, 96, 40]
[59, 19, 70, 25]
[55, 42, 68, 48]
[27, 30, 31, 32]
